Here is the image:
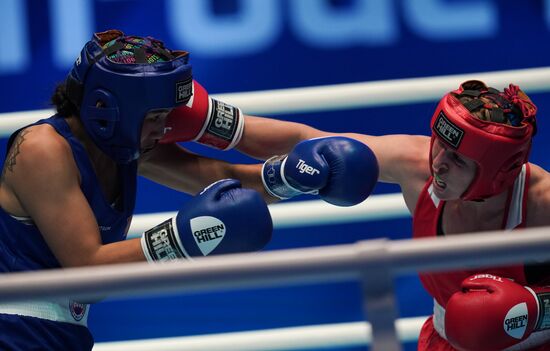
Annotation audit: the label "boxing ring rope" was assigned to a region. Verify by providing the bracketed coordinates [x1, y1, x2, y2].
[126, 192, 409, 238]
[93, 317, 428, 351]
[1, 67, 550, 350]
[1, 66, 550, 136]
[1, 227, 550, 350]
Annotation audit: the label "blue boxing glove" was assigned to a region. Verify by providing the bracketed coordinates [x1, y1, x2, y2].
[262, 137, 379, 206]
[141, 179, 272, 262]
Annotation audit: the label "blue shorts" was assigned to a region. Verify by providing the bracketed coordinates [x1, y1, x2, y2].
[0, 313, 93, 350]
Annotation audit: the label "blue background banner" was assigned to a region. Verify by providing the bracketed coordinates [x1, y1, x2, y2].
[1, 1, 549, 349]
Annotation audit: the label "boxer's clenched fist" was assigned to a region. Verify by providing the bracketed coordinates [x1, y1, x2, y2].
[262, 137, 379, 206]
[160, 80, 244, 150]
[141, 179, 272, 262]
[446, 274, 550, 350]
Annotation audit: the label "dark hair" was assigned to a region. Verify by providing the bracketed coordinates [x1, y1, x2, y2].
[451, 81, 522, 126]
[50, 82, 79, 117]
[454, 94, 513, 126]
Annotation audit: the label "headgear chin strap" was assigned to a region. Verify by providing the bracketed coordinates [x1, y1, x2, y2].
[430, 80, 537, 201]
[66, 29, 193, 164]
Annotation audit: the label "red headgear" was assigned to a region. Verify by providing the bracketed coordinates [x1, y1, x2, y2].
[430, 80, 537, 201]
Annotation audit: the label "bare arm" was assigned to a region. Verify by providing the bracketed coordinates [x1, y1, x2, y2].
[139, 116, 344, 203]
[238, 115, 429, 177]
[338, 133, 431, 184]
[236, 115, 431, 183]
[235, 115, 433, 211]
[0, 125, 146, 267]
[235, 115, 330, 159]
[339, 133, 431, 213]
[142, 114, 433, 210]
[527, 164, 550, 227]
[138, 142, 273, 201]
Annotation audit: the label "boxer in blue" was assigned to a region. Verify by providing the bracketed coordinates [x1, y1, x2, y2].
[0, 30, 379, 350]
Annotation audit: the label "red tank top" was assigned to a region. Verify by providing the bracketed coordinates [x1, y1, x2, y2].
[412, 164, 531, 307]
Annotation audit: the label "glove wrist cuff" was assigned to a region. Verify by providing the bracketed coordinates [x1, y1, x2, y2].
[262, 155, 303, 200]
[533, 291, 550, 331]
[195, 97, 244, 150]
[141, 217, 192, 262]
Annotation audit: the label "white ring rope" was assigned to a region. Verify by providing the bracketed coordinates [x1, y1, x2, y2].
[1, 66, 550, 137]
[93, 317, 428, 351]
[1, 226, 549, 302]
[127, 192, 409, 238]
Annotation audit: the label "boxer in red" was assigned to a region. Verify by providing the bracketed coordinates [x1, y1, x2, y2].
[411, 81, 550, 351]
[165, 79, 550, 350]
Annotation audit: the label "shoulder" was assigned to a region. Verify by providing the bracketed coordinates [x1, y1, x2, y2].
[343, 133, 430, 213]
[13, 124, 72, 161]
[0, 123, 81, 217]
[3, 124, 77, 186]
[343, 133, 431, 181]
[526, 163, 550, 226]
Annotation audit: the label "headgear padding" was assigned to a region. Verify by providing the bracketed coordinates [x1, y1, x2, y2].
[430, 80, 537, 201]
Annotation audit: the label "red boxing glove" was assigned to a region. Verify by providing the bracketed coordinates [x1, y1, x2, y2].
[445, 274, 550, 351]
[160, 80, 244, 150]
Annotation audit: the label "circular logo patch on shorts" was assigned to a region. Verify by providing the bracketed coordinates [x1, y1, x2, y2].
[69, 300, 87, 321]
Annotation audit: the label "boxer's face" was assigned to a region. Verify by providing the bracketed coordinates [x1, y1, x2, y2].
[140, 109, 171, 154]
[431, 139, 477, 200]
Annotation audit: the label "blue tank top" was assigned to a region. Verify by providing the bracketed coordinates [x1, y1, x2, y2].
[0, 115, 136, 272]
[0, 115, 137, 350]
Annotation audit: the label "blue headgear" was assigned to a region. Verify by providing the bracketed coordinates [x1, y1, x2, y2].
[65, 30, 193, 163]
